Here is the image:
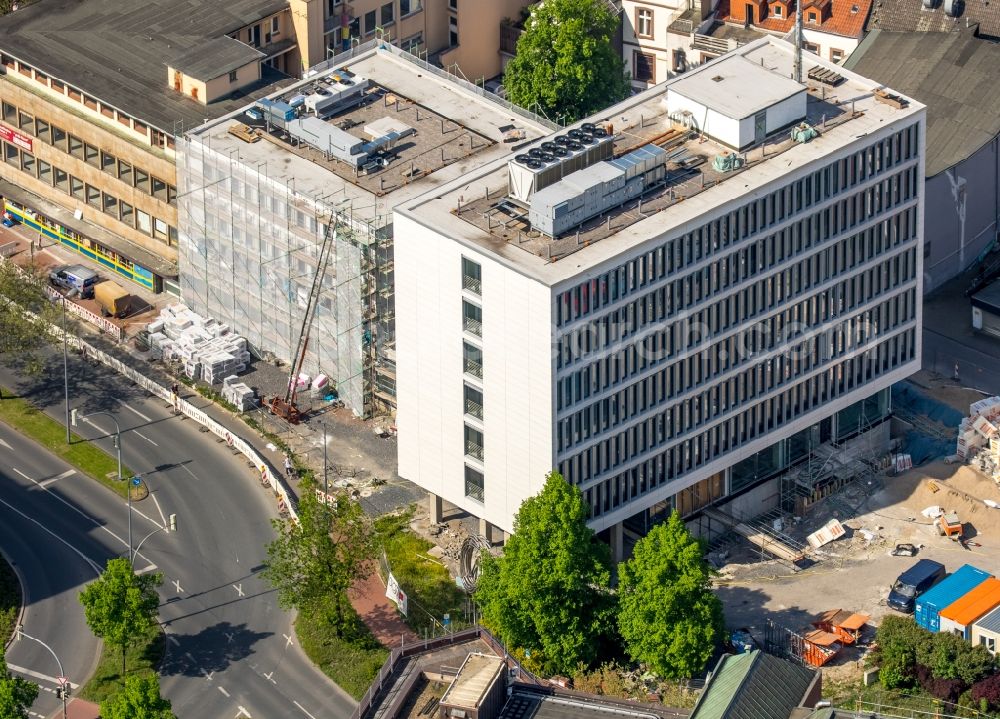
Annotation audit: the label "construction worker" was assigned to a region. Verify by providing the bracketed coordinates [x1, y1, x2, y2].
[284, 454, 293, 479]
[171, 382, 180, 413]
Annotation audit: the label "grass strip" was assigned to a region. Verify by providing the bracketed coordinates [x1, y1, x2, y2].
[375, 512, 468, 637]
[78, 624, 164, 704]
[296, 603, 388, 700]
[0, 551, 20, 645]
[0, 386, 132, 498]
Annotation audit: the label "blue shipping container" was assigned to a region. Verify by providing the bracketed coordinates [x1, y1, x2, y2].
[915, 564, 992, 632]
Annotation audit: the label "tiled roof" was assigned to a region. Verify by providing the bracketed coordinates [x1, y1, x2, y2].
[715, 0, 873, 38]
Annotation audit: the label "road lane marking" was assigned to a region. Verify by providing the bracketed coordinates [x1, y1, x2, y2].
[233, 583, 244, 598]
[0, 498, 102, 574]
[237, 707, 252, 718]
[6, 664, 79, 689]
[167, 635, 180, 646]
[11, 467, 32, 482]
[136, 564, 159, 575]
[38, 469, 75, 488]
[181, 464, 200, 481]
[133, 430, 159, 447]
[293, 701, 318, 719]
[0, 437, 11, 450]
[115, 398, 153, 422]
[225, 632, 235, 643]
[263, 670, 274, 683]
[173, 579, 184, 593]
[218, 686, 231, 697]
[151, 491, 168, 528]
[283, 633, 294, 648]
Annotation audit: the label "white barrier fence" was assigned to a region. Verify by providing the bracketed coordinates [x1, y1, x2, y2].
[43, 285, 125, 341]
[1, 254, 296, 520]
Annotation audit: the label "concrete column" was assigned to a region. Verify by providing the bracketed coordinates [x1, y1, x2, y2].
[479, 517, 496, 545]
[609, 521, 624, 564]
[428, 492, 443, 524]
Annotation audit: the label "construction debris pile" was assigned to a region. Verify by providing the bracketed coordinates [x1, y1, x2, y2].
[147, 305, 251, 385]
[956, 396, 1000, 481]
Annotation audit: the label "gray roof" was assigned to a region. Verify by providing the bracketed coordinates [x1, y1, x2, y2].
[669, 54, 805, 120]
[168, 36, 265, 82]
[976, 603, 1000, 634]
[866, 0, 1000, 40]
[691, 651, 816, 719]
[972, 280, 1000, 314]
[498, 688, 678, 719]
[0, 0, 293, 133]
[843, 28, 1000, 177]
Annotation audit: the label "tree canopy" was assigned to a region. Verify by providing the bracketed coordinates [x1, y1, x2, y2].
[0, 651, 38, 719]
[99, 673, 174, 719]
[79, 558, 162, 675]
[263, 481, 374, 635]
[503, 0, 630, 124]
[617, 511, 723, 679]
[474, 471, 614, 675]
[0, 260, 60, 374]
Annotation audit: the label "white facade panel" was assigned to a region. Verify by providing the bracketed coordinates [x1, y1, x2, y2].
[395, 214, 554, 533]
[666, 89, 742, 148]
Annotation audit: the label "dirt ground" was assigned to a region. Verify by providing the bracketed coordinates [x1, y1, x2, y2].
[716, 460, 1000, 680]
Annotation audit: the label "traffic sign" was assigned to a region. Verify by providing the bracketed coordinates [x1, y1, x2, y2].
[57, 676, 67, 686]
[443, 613, 450, 626]
[131, 477, 141, 486]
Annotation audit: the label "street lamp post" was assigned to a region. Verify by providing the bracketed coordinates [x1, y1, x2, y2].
[71, 409, 127, 551]
[131, 513, 176, 567]
[14, 624, 69, 719]
[61, 296, 70, 444]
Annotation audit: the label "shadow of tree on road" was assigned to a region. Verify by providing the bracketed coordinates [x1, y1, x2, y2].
[160, 621, 272, 678]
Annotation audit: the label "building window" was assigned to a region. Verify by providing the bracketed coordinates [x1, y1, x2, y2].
[51, 125, 66, 150]
[100, 151, 116, 174]
[462, 299, 482, 337]
[134, 168, 150, 194]
[980, 636, 996, 653]
[462, 257, 481, 294]
[633, 51, 655, 82]
[84, 143, 100, 168]
[463, 341, 483, 379]
[17, 111, 34, 135]
[102, 192, 118, 217]
[773, 4, 783, 16]
[830, 47, 844, 63]
[120, 201, 134, 227]
[68, 134, 84, 159]
[229, 70, 238, 83]
[20, 150, 35, 177]
[807, 11, 818, 22]
[804, 41, 820, 53]
[118, 160, 133, 185]
[36, 119, 50, 143]
[85, 184, 101, 208]
[153, 217, 169, 241]
[401, 0, 414, 15]
[464, 384, 483, 420]
[464, 424, 484, 462]
[464, 465, 485, 503]
[152, 176, 169, 202]
[636, 7, 653, 38]
[54, 167, 68, 193]
[136, 209, 152, 235]
[249, 24, 261, 47]
[271, 16, 280, 35]
[449, 16, 458, 46]
[1, 101, 15, 124]
[37, 159, 51, 185]
[449, 0, 458, 9]
[70, 175, 84, 201]
[381, 2, 394, 25]
[364, 9, 377, 33]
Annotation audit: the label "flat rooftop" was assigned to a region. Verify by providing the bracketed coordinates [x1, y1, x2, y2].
[397, 36, 925, 286]
[0, 0, 294, 133]
[439, 653, 505, 709]
[187, 46, 552, 228]
[671, 54, 804, 119]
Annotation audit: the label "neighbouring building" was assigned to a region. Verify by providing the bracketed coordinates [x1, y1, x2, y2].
[176, 43, 552, 417]
[691, 650, 821, 719]
[623, 0, 871, 92]
[845, 27, 1000, 293]
[972, 603, 1000, 655]
[394, 36, 925, 550]
[0, 0, 530, 295]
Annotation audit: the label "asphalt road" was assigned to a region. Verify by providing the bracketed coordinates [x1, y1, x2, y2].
[0, 349, 356, 719]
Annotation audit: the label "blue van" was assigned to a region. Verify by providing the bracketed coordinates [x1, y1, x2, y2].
[887, 559, 945, 613]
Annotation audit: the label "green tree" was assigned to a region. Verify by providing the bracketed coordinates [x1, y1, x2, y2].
[263, 480, 374, 635]
[617, 511, 723, 679]
[871, 615, 930, 689]
[0, 650, 38, 719]
[503, 0, 630, 124]
[79, 558, 162, 675]
[0, 260, 60, 375]
[475, 471, 614, 675]
[99, 673, 174, 719]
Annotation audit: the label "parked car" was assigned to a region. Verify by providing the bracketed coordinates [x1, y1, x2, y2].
[887, 558, 946, 613]
[48, 264, 98, 299]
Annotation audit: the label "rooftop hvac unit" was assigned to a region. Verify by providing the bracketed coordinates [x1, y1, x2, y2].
[507, 131, 614, 202]
[790, 123, 818, 143]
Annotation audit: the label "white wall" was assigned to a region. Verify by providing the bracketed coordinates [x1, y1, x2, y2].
[394, 212, 555, 533]
[802, 27, 860, 64]
[667, 89, 742, 148]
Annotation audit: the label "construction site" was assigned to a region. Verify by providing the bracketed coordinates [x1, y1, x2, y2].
[707, 371, 1000, 679]
[176, 43, 552, 418]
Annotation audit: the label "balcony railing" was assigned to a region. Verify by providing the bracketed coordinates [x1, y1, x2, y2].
[463, 316, 482, 337]
[465, 398, 483, 420]
[500, 20, 524, 56]
[692, 33, 738, 55]
[464, 358, 483, 379]
[462, 275, 482, 295]
[465, 477, 485, 503]
[465, 440, 484, 462]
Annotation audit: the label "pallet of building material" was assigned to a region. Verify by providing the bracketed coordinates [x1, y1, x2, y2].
[733, 523, 805, 562]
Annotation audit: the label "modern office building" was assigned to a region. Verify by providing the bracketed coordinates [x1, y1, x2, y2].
[0, 0, 529, 294]
[176, 43, 552, 417]
[394, 37, 925, 550]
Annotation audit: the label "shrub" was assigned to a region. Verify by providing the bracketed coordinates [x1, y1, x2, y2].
[971, 673, 1000, 710]
[915, 664, 964, 703]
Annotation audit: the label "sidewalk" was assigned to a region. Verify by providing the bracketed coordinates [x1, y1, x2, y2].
[348, 565, 419, 648]
[52, 697, 100, 719]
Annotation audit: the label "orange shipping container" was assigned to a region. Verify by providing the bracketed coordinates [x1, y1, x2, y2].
[939, 577, 1000, 639]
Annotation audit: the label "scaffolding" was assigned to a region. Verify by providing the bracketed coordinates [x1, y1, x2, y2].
[176, 135, 395, 418]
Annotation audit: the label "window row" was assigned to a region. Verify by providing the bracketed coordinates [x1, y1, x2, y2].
[0, 100, 177, 204]
[2, 140, 177, 244]
[562, 329, 917, 518]
[0, 55, 170, 149]
[555, 126, 921, 326]
[556, 203, 918, 373]
[556, 288, 916, 454]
